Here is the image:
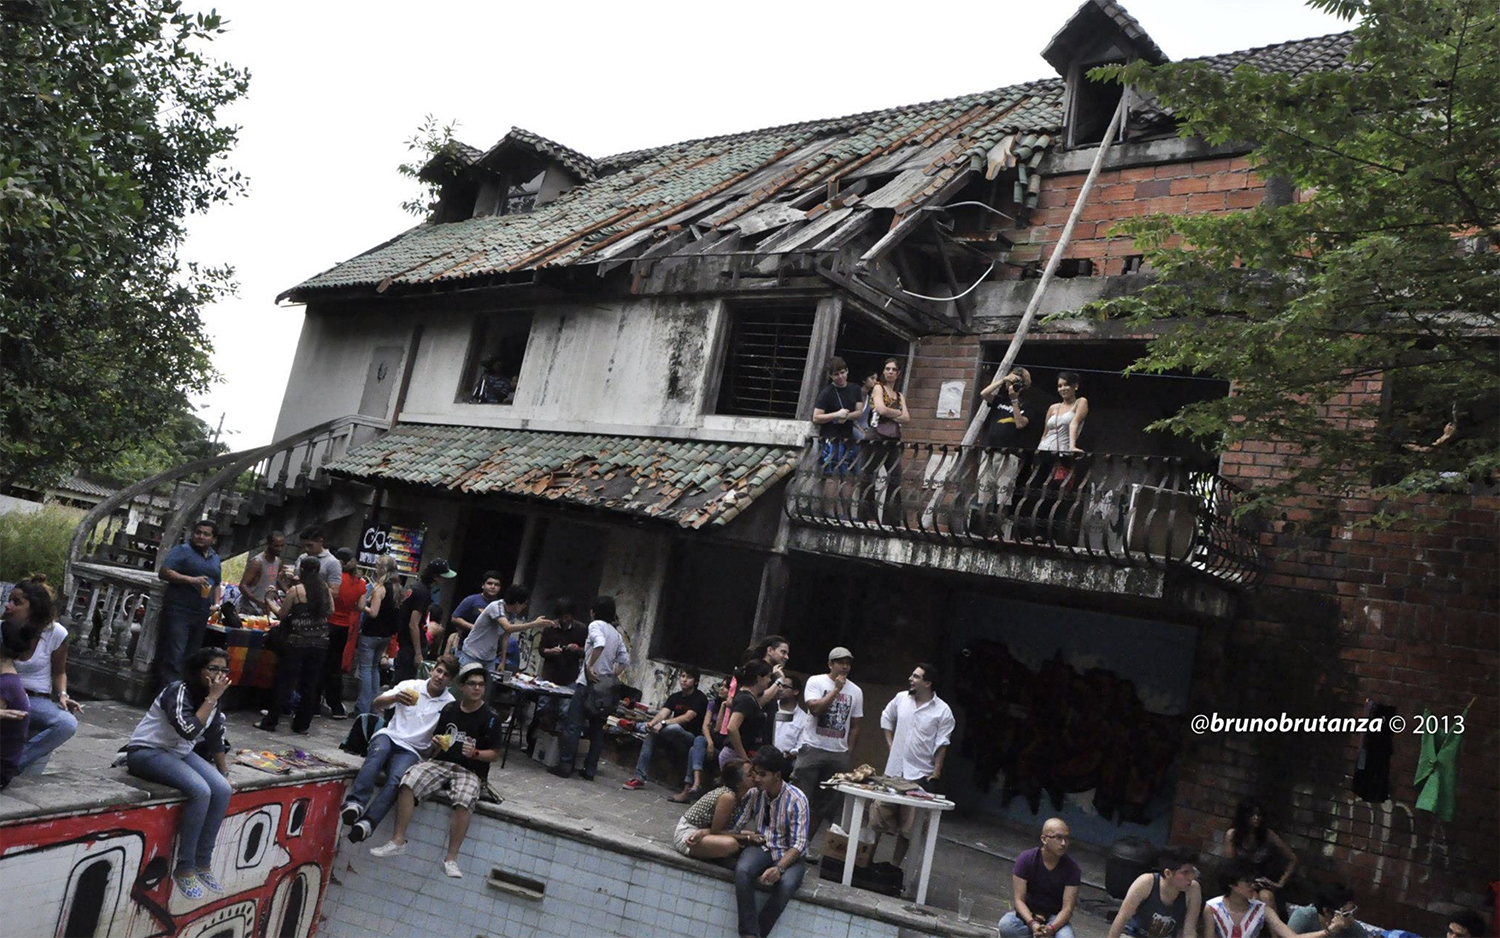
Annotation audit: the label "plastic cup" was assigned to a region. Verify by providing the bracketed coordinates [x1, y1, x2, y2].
[958, 895, 974, 921]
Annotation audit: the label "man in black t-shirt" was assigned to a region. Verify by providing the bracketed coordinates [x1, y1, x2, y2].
[370, 662, 501, 879]
[394, 559, 457, 682]
[812, 356, 864, 475]
[976, 366, 1032, 537]
[623, 668, 709, 794]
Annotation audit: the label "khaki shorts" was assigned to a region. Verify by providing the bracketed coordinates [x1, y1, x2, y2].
[401, 760, 482, 811]
[672, 816, 699, 856]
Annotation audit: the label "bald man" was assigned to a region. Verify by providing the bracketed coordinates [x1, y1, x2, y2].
[999, 818, 1082, 938]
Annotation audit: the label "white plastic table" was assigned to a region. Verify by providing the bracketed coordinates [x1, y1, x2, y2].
[832, 782, 954, 905]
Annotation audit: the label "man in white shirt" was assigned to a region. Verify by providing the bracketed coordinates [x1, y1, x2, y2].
[874, 662, 955, 866]
[792, 646, 863, 852]
[342, 654, 458, 843]
[549, 596, 631, 781]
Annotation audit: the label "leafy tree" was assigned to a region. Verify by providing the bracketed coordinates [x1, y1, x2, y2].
[397, 114, 463, 218]
[0, 0, 249, 487]
[1095, 0, 1498, 514]
[96, 395, 228, 486]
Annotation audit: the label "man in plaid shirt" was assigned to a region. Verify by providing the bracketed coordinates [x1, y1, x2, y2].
[735, 747, 809, 938]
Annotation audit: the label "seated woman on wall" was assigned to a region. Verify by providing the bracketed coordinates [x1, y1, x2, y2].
[1225, 799, 1298, 907]
[1205, 861, 1351, 938]
[15, 575, 83, 776]
[120, 646, 233, 901]
[674, 758, 758, 860]
[1, 580, 51, 788]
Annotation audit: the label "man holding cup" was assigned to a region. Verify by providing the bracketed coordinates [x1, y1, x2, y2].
[154, 519, 223, 688]
[342, 654, 458, 844]
[371, 662, 502, 878]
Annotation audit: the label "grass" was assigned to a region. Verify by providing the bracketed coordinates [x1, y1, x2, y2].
[0, 503, 86, 587]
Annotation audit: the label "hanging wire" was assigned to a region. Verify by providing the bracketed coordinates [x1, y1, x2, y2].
[830, 345, 1231, 384]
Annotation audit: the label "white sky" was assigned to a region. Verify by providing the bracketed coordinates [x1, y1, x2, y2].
[183, 0, 1350, 448]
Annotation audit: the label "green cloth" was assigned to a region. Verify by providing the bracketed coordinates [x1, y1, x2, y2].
[1413, 707, 1464, 822]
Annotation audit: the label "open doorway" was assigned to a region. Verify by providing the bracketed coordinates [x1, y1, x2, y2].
[835, 310, 909, 387]
[454, 508, 527, 602]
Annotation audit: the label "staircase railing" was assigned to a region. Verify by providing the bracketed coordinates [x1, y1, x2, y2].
[63, 415, 388, 684]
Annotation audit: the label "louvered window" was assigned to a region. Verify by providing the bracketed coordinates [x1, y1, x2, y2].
[714, 305, 815, 418]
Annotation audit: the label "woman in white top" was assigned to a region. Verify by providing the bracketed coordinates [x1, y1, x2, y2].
[14, 575, 82, 775]
[1038, 371, 1089, 453]
[1205, 861, 1347, 938]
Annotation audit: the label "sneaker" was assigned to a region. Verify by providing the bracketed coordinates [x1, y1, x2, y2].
[340, 803, 363, 826]
[442, 860, 463, 878]
[546, 765, 572, 780]
[196, 870, 225, 894]
[579, 770, 596, 782]
[173, 872, 204, 901]
[622, 777, 645, 791]
[370, 840, 407, 858]
[348, 820, 372, 843]
[329, 710, 348, 720]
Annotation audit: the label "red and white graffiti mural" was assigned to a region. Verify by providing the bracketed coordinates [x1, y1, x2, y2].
[0, 778, 343, 938]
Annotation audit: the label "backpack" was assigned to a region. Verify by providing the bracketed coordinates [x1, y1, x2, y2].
[340, 713, 385, 756]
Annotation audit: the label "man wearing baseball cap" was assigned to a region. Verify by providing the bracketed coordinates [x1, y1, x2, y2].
[394, 559, 457, 682]
[792, 646, 863, 856]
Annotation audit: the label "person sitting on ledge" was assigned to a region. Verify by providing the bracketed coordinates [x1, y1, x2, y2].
[1445, 910, 1488, 938]
[674, 758, 757, 860]
[370, 662, 501, 879]
[999, 817, 1081, 938]
[734, 747, 809, 938]
[1284, 884, 1364, 938]
[1205, 860, 1352, 938]
[1108, 845, 1202, 938]
[120, 647, 232, 901]
[342, 654, 457, 844]
[623, 666, 707, 794]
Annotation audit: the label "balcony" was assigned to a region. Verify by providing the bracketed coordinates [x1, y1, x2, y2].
[783, 439, 1264, 600]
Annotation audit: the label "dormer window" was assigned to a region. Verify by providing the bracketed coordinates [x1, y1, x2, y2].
[471, 127, 597, 218]
[1041, 0, 1168, 149]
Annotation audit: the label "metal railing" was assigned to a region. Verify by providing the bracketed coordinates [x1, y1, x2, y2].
[63, 415, 388, 679]
[784, 439, 1264, 587]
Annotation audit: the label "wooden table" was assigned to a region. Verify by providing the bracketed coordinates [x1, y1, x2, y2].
[832, 782, 955, 906]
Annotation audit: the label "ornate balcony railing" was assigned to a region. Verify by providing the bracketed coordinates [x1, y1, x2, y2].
[784, 439, 1264, 587]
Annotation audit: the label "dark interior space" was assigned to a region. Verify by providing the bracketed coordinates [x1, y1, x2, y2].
[454, 508, 527, 604]
[652, 539, 764, 669]
[834, 310, 910, 385]
[980, 340, 1229, 466]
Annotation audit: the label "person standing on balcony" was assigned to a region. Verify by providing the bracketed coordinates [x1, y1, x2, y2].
[977, 366, 1033, 538]
[867, 357, 911, 523]
[296, 527, 343, 593]
[355, 554, 401, 715]
[155, 519, 222, 688]
[257, 557, 334, 734]
[395, 560, 457, 683]
[321, 548, 366, 720]
[1039, 372, 1089, 455]
[236, 531, 284, 615]
[812, 356, 865, 512]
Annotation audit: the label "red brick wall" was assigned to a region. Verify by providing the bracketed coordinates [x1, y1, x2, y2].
[897, 336, 1498, 928]
[1009, 156, 1269, 276]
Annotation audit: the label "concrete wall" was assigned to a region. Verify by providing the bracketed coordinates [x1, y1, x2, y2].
[273, 308, 415, 440]
[320, 798, 937, 938]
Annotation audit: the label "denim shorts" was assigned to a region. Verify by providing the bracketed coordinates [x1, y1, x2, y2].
[819, 440, 859, 475]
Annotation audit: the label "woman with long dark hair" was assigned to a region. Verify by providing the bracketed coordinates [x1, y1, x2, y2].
[14, 575, 82, 776]
[1, 581, 49, 788]
[122, 646, 232, 900]
[356, 554, 403, 716]
[675, 759, 758, 859]
[257, 557, 334, 733]
[866, 356, 911, 523]
[1226, 799, 1298, 906]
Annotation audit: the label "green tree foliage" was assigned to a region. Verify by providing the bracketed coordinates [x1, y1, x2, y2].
[0, 503, 83, 586]
[1095, 0, 1498, 512]
[397, 114, 463, 218]
[0, 0, 249, 487]
[96, 397, 227, 486]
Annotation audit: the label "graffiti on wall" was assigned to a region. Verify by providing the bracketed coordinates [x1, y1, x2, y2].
[955, 640, 1185, 824]
[1286, 784, 1452, 906]
[0, 778, 344, 938]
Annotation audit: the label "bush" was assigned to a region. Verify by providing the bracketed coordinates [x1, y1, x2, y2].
[0, 504, 85, 587]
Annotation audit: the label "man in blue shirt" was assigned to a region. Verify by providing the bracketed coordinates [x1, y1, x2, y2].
[155, 519, 222, 687]
[447, 571, 502, 663]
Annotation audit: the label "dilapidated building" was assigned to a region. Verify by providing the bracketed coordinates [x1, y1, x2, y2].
[64, 1, 1495, 930]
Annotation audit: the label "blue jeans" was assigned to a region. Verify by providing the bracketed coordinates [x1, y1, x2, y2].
[556, 682, 604, 775]
[999, 912, 1075, 938]
[346, 733, 419, 830]
[633, 723, 701, 785]
[19, 695, 77, 774]
[735, 845, 806, 937]
[355, 634, 386, 716]
[155, 605, 208, 688]
[457, 647, 496, 671]
[126, 748, 231, 872]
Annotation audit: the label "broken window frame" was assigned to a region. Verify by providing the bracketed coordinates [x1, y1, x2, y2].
[456, 311, 535, 405]
[709, 301, 820, 420]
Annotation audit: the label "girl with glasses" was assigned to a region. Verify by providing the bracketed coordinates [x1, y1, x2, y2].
[119, 647, 233, 900]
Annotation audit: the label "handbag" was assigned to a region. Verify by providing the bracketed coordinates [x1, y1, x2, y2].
[870, 389, 903, 440]
[584, 674, 622, 719]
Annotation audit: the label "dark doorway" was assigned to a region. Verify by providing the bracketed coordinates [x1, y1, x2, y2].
[653, 539, 763, 669]
[455, 508, 528, 604]
[836, 310, 909, 388]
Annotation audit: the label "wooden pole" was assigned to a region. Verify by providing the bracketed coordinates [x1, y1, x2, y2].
[960, 95, 1128, 446]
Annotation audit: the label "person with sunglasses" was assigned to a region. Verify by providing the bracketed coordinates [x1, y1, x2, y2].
[369, 662, 500, 879]
[119, 647, 233, 901]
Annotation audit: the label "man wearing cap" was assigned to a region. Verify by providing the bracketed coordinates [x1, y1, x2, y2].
[792, 646, 863, 853]
[395, 559, 457, 683]
[321, 547, 367, 720]
[370, 661, 501, 878]
[735, 747, 809, 938]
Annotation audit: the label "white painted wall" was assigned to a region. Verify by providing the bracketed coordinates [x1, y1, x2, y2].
[275, 296, 810, 446]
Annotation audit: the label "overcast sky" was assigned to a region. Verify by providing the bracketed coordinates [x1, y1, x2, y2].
[183, 0, 1350, 448]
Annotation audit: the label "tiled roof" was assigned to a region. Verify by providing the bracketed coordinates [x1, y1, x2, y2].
[283, 29, 1352, 300]
[478, 127, 598, 181]
[327, 424, 799, 529]
[1042, 0, 1169, 74]
[54, 476, 115, 499]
